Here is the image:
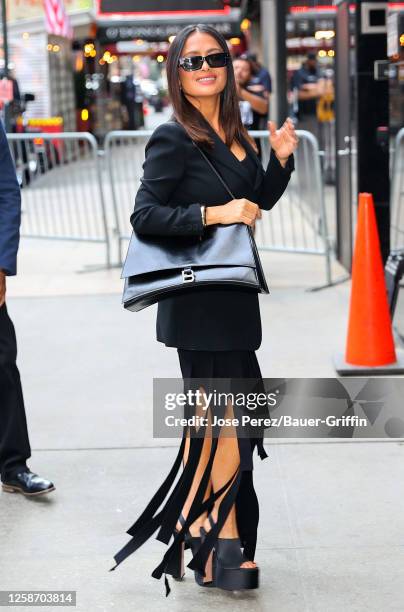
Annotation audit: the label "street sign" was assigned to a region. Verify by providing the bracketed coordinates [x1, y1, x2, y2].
[97, 21, 240, 42]
[98, 0, 225, 15]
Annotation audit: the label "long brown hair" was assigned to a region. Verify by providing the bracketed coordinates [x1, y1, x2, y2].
[166, 23, 258, 152]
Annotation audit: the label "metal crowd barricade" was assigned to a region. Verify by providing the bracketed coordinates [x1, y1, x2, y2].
[104, 128, 332, 284]
[391, 127, 404, 249]
[7, 132, 110, 267]
[103, 130, 151, 265]
[242, 129, 332, 284]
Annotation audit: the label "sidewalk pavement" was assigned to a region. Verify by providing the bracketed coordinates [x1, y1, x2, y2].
[1, 237, 404, 612]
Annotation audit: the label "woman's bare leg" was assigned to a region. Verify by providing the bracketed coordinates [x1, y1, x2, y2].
[204, 398, 257, 568]
[176, 386, 212, 537]
[176, 386, 215, 583]
[178, 391, 256, 570]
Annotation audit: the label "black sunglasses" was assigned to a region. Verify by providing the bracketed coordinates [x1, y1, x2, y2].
[178, 52, 230, 72]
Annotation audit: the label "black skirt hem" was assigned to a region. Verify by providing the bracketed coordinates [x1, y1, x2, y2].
[110, 349, 269, 595]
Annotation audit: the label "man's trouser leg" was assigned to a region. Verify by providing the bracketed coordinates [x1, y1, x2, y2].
[0, 302, 31, 481]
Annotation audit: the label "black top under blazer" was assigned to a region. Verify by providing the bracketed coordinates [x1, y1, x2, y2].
[130, 116, 295, 351]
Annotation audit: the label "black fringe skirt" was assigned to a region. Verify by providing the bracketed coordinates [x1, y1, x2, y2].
[110, 349, 270, 594]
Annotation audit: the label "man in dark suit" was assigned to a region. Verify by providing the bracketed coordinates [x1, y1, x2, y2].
[0, 119, 55, 496]
[290, 52, 323, 141]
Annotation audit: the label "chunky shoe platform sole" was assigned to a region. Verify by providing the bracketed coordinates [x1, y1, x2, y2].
[214, 559, 259, 591]
[203, 525, 260, 592]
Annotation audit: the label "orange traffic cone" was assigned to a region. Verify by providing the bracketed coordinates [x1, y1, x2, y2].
[334, 192, 404, 375]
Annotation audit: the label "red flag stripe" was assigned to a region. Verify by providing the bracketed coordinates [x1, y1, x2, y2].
[44, 0, 73, 39]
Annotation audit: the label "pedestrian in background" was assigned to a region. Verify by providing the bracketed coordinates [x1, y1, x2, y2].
[290, 51, 324, 142]
[244, 52, 272, 104]
[233, 55, 269, 158]
[0, 67, 22, 129]
[0, 119, 55, 497]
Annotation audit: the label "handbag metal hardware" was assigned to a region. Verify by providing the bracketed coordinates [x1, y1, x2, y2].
[182, 268, 195, 282]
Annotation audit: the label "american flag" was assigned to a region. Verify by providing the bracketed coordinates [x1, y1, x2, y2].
[44, 0, 73, 39]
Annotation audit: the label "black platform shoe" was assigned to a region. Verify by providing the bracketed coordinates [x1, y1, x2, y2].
[213, 538, 259, 591]
[188, 531, 215, 587]
[201, 515, 259, 591]
[167, 513, 214, 586]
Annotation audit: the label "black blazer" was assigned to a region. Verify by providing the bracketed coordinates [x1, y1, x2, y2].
[131, 117, 295, 351]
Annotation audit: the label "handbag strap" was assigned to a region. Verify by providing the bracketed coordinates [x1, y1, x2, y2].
[191, 141, 237, 201]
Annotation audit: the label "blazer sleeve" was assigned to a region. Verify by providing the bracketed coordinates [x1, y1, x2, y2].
[130, 122, 204, 236]
[0, 121, 21, 276]
[256, 148, 295, 211]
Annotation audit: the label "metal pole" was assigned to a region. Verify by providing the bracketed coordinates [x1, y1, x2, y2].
[260, 0, 288, 126]
[1, 0, 10, 130]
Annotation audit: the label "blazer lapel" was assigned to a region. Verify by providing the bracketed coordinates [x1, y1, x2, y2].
[201, 120, 264, 193]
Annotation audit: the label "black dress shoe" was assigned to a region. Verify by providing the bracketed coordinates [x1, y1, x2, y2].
[2, 469, 55, 497]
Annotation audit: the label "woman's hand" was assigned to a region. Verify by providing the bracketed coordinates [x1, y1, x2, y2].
[206, 198, 262, 227]
[267, 117, 299, 164]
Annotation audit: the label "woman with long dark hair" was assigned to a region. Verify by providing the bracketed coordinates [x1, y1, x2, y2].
[111, 24, 298, 595]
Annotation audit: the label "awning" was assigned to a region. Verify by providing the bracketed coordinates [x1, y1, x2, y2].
[96, 6, 244, 43]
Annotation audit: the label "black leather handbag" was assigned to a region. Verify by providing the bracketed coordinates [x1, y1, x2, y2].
[121, 139, 269, 312]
